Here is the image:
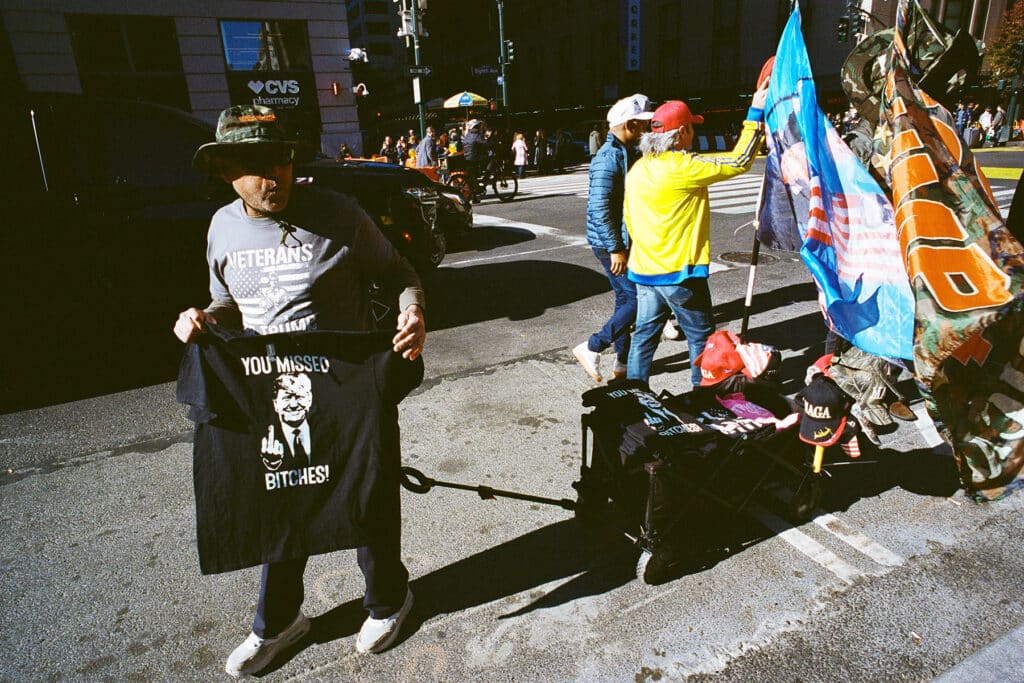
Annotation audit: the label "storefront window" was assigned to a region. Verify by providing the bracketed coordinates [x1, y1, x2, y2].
[220, 20, 320, 149]
[66, 14, 189, 111]
[220, 20, 312, 72]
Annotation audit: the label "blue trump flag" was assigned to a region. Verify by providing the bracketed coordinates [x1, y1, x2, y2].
[757, 3, 914, 360]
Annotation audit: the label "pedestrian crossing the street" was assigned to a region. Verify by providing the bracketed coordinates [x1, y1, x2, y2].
[516, 169, 1017, 219]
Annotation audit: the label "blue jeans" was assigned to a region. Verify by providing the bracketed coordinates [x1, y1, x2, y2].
[627, 278, 714, 385]
[588, 247, 637, 364]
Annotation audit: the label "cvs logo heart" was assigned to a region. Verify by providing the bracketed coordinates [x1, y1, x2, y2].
[247, 80, 265, 94]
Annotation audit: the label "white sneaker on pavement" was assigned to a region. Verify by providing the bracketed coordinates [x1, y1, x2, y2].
[663, 321, 682, 340]
[356, 588, 414, 654]
[572, 342, 603, 383]
[612, 359, 627, 380]
[225, 612, 310, 678]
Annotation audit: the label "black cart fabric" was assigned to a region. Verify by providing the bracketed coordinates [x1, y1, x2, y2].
[177, 324, 423, 574]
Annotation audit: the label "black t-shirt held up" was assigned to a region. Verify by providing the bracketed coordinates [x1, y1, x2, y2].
[177, 324, 423, 574]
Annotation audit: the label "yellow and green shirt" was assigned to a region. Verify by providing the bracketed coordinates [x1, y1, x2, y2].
[625, 118, 764, 285]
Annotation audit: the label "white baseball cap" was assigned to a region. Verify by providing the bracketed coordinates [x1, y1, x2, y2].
[606, 94, 655, 127]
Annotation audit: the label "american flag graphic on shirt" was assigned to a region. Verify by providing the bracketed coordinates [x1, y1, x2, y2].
[222, 243, 315, 333]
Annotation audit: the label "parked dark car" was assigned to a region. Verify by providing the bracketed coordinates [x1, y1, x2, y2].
[294, 159, 473, 271]
[1, 93, 460, 411]
[2, 91, 225, 411]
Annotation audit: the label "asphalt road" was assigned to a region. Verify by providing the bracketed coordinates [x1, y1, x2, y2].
[1, 151, 1022, 682]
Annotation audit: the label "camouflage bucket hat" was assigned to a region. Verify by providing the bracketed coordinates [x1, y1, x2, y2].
[193, 104, 305, 172]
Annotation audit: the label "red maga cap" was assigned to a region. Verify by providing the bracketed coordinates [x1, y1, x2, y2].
[650, 100, 705, 131]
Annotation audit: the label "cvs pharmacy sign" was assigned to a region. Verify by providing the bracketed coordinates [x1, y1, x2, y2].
[247, 79, 300, 95]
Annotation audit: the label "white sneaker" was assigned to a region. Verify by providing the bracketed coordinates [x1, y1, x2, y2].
[663, 321, 682, 340]
[572, 342, 603, 383]
[225, 612, 310, 678]
[612, 359, 627, 380]
[356, 588, 414, 654]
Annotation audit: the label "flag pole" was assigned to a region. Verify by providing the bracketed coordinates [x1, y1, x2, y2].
[740, 171, 769, 340]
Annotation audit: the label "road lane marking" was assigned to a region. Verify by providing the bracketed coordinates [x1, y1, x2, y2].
[813, 513, 904, 567]
[711, 196, 763, 207]
[980, 166, 1022, 180]
[457, 214, 734, 273]
[749, 505, 861, 584]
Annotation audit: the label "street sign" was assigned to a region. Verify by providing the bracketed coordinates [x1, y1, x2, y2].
[473, 65, 500, 76]
[408, 65, 432, 76]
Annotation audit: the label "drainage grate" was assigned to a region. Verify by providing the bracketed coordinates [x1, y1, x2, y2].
[719, 251, 778, 265]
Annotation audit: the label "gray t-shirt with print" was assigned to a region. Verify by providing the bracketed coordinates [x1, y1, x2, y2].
[205, 185, 424, 334]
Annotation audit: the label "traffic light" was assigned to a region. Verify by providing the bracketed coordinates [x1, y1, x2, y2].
[504, 39, 515, 64]
[836, 16, 850, 42]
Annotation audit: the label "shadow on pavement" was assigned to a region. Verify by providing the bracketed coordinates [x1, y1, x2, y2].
[257, 444, 960, 674]
[447, 224, 537, 254]
[3, 256, 607, 413]
[425, 260, 610, 331]
[288, 517, 635, 664]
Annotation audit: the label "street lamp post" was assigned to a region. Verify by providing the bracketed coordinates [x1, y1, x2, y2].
[497, 0, 509, 128]
[410, 3, 426, 138]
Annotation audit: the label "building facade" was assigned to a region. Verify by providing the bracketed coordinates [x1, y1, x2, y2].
[340, 0, 1018, 137]
[1, 0, 362, 156]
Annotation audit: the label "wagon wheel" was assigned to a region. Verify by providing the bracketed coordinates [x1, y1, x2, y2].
[636, 548, 676, 585]
[790, 472, 824, 523]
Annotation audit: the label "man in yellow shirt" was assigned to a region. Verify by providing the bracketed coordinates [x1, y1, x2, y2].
[625, 80, 768, 386]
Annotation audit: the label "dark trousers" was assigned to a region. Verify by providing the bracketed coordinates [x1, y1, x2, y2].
[253, 526, 408, 637]
[588, 247, 638, 365]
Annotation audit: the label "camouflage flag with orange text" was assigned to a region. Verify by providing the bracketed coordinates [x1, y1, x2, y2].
[874, 0, 1024, 500]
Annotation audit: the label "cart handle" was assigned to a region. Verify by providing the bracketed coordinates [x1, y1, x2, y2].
[812, 445, 825, 474]
[400, 466, 577, 511]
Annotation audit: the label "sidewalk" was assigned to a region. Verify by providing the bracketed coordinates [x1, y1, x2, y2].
[2, 348, 1024, 681]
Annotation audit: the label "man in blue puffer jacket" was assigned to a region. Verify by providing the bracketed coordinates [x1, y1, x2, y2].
[572, 94, 654, 383]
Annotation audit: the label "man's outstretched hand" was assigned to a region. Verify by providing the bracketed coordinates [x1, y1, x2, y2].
[393, 304, 426, 361]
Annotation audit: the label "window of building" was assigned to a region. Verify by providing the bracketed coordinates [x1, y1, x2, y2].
[369, 39, 394, 56]
[66, 14, 189, 110]
[365, 1, 389, 15]
[943, 0, 967, 31]
[220, 20, 312, 72]
[366, 21, 392, 36]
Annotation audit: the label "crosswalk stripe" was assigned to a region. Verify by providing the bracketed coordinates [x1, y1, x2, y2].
[718, 205, 761, 215]
[749, 504, 861, 584]
[711, 196, 762, 208]
[709, 187, 766, 199]
[514, 173, 766, 216]
[813, 514, 905, 567]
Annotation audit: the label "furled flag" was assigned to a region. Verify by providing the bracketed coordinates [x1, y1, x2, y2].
[873, 0, 1024, 500]
[758, 2, 915, 361]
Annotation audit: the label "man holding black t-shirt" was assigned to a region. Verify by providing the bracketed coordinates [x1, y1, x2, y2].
[174, 104, 425, 676]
